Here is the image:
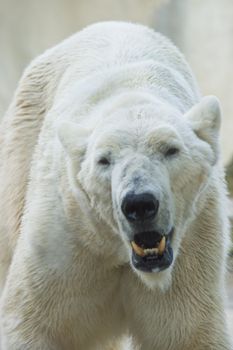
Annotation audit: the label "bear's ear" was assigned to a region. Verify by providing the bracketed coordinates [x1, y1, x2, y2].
[57, 121, 90, 157]
[185, 95, 221, 157]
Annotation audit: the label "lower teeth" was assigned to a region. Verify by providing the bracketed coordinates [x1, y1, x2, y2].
[143, 248, 159, 255]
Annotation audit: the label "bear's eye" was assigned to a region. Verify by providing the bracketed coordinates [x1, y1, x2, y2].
[98, 157, 111, 166]
[164, 147, 180, 157]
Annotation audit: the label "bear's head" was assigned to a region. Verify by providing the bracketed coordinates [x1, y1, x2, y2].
[58, 94, 221, 290]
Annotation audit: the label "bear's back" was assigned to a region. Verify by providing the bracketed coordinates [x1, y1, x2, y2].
[54, 22, 199, 99]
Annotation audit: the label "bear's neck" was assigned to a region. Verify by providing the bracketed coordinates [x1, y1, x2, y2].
[174, 175, 229, 291]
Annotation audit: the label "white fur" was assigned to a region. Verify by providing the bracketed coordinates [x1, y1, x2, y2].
[0, 22, 231, 349]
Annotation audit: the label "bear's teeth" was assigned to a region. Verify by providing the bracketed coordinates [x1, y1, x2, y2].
[131, 242, 160, 256]
[143, 247, 159, 255]
[158, 236, 166, 255]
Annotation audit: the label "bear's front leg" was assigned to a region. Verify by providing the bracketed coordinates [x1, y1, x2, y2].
[0, 237, 79, 350]
[129, 319, 232, 350]
[190, 319, 232, 350]
[121, 268, 232, 350]
[1, 231, 124, 350]
[1, 259, 60, 350]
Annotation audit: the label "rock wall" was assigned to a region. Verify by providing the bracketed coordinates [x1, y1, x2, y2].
[1, 0, 233, 163]
[0, 0, 163, 117]
[155, 0, 233, 164]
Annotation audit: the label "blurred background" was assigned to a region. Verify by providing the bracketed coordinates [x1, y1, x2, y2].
[0, 0, 232, 334]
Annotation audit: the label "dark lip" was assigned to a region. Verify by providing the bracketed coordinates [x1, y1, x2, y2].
[131, 228, 174, 273]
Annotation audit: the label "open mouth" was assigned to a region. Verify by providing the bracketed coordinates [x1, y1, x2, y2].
[131, 228, 174, 273]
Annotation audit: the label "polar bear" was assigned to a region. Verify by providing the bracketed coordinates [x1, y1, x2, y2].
[0, 21, 231, 350]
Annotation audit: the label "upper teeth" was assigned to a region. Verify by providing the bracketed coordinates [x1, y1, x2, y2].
[131, 241, 146, 257]
[158, 236, 166, 255]
[131, 236, 166, 257]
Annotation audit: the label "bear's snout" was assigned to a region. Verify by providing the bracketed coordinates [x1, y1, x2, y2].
[121, 192, 159, 223]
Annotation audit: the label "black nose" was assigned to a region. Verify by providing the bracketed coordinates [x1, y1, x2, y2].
[121, 193, 159, 222]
